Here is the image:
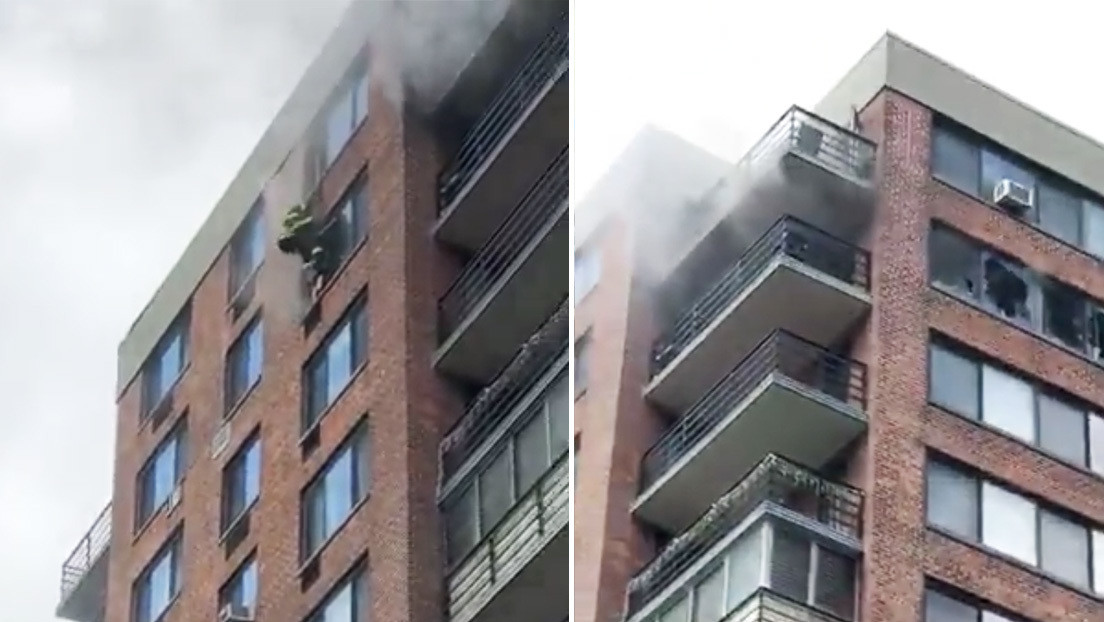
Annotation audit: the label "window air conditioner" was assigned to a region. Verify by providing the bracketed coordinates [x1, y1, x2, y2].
[219, 604, 255, 622]
[993, 178, 1034, 213]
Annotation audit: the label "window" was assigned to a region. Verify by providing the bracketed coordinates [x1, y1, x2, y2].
[927, 458, 1104, 589]
[574, 334, 591, 395]
[229, 201, 265, 298]
[1040, 509, 1090, 587]
[931, 118, 1104, 265]
[222, 433, 261, 531]
[1039, 180, 1082, 246]
[322, 70, 370, 168]
[1042, 279, 1087, 350]
[226, 318, 263, 412]
[981, 481, 1037, 565]
[725, 528, 762, 609]
[444, 374, 569, 565]
[926, 460, 978, 539]
[929, 343, 979, 419]
[133, 532, 181, 622]
[930, 227, 982, 298]
[981, 366, 1034, 444]
[691, 566, 724, 622]
[137, 421, 187, 527]
[924, 587, 1028, 622]
[574, 244, 601, 302]
[304, 298, 368, 429]
[929, 338, 1100, 470]
[219, 556, 257, 613]
[306, 566, 366, 622]
[323, 175, 368, 272]
[142, 310, 189, 417]
[931, 124, 980, 194]
[302, 424, 370, 559]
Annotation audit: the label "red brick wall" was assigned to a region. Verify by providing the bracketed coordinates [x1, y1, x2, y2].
[857, 88, 1104, 622]
[105, 63, 460, 622]
[573, 216, 667, 622]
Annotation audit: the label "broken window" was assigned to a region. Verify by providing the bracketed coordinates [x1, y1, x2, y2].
[929, 227, 982, 298]
[982, 253, 1036, 326]
[1043, 278, 1087, 350]
[1088, 306, 1104, 361]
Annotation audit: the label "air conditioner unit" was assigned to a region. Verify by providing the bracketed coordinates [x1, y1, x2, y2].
[218, 604, 255, 622]
[993, 178, 1034, 213]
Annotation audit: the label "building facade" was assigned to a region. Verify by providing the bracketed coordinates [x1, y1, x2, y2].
[55, 2, 568, 622]
[575, 33, 1104, 622]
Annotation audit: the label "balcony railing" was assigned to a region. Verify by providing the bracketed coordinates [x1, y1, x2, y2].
[439, 300, 568, 482]
[744, 106, 876, 183]
[627, 455, 862, 616]
[59, 502, 111, 604]
[446, 453, 568, 622]
[439, 149, 568, 339]
[641, 331, 866, 489]
[729, 588, 854, 622]
[651, 216, 869, 376]
[438, 11, 568, 211]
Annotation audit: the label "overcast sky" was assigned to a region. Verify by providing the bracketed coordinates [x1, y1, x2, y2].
[4, 0, 1104, 620]
[0, 1, 349, 619]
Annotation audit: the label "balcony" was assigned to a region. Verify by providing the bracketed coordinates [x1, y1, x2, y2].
[663, 107, 876, 287]
[648, 217, 870, 412]
[436, 150, 569, 384]
[440, 301, 568, 485]
[445, 454, 568, 622]
[435, 11, 568, 253]
[627, 457, 862, 622]
[636, 331, 866, 533]
[57, 503, 111, 622]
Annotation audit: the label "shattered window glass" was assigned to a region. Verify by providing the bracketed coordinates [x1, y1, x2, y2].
[982, 254, 1037, 326]
[930, 228, 982, 298]
[1043, 279, 1087, 351]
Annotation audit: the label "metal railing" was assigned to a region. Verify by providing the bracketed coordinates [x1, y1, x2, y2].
[59, 503, 112, 603]
[439, 300, 568, 482]
[641, 330, 867, 489]
[446, 453, 568, 622]
[439, 149, 568, 339]
[627, 455, 862, 616]
[438, 12, 568, 211]
[651, 217, 870, 376]
[745, 106, 876, 183]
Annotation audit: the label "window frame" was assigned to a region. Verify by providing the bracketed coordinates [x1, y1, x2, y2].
[927, 336, 1101, 473]
[574, 243, 602, 303]
[228, 199, 265, 302]
[302, 294, 369, 431]
[925, 455, 1104, 594]
[303, 561, 366, 622]
[132, 528, 183, 622]
[225, 314, 264, 414]
[221, 430, 262, 534]
[218, 552, 258, 612]
[574, 331, 592, 397]
[300, 420, 371, 561]
[923, 583, 1033, 622]
[135, 418, 188, 530]
[318, 64, 371, 172]
[141, 307, 191, 419]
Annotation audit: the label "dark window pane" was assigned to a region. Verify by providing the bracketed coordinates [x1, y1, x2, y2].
[770, 530, 811, 603]
[480, 448, 513, 531]
[926, 461, 978, 539]
[982, 254, 1037, 326]
[691, 566, 725, 622]
[814, 548, 855, 620]
[931, 125, 980, 195]
[1038, 394, 1087, 467]
[981, 149, 1036, 215]
[924, 589, 976, 622]
[1040, 509, 1090, 588]
[445, 486, 478, 565]
[929, 344, 979, 419]
[1043, 279, 1087, 351]
[930, 228, 982, 298]
[515, 408, 549, 496]
[1038, 181, 1082, 246]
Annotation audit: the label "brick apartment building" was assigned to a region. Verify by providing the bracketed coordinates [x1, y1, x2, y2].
[574, 32, 1104, 622]
[54, 2, 568, 622]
